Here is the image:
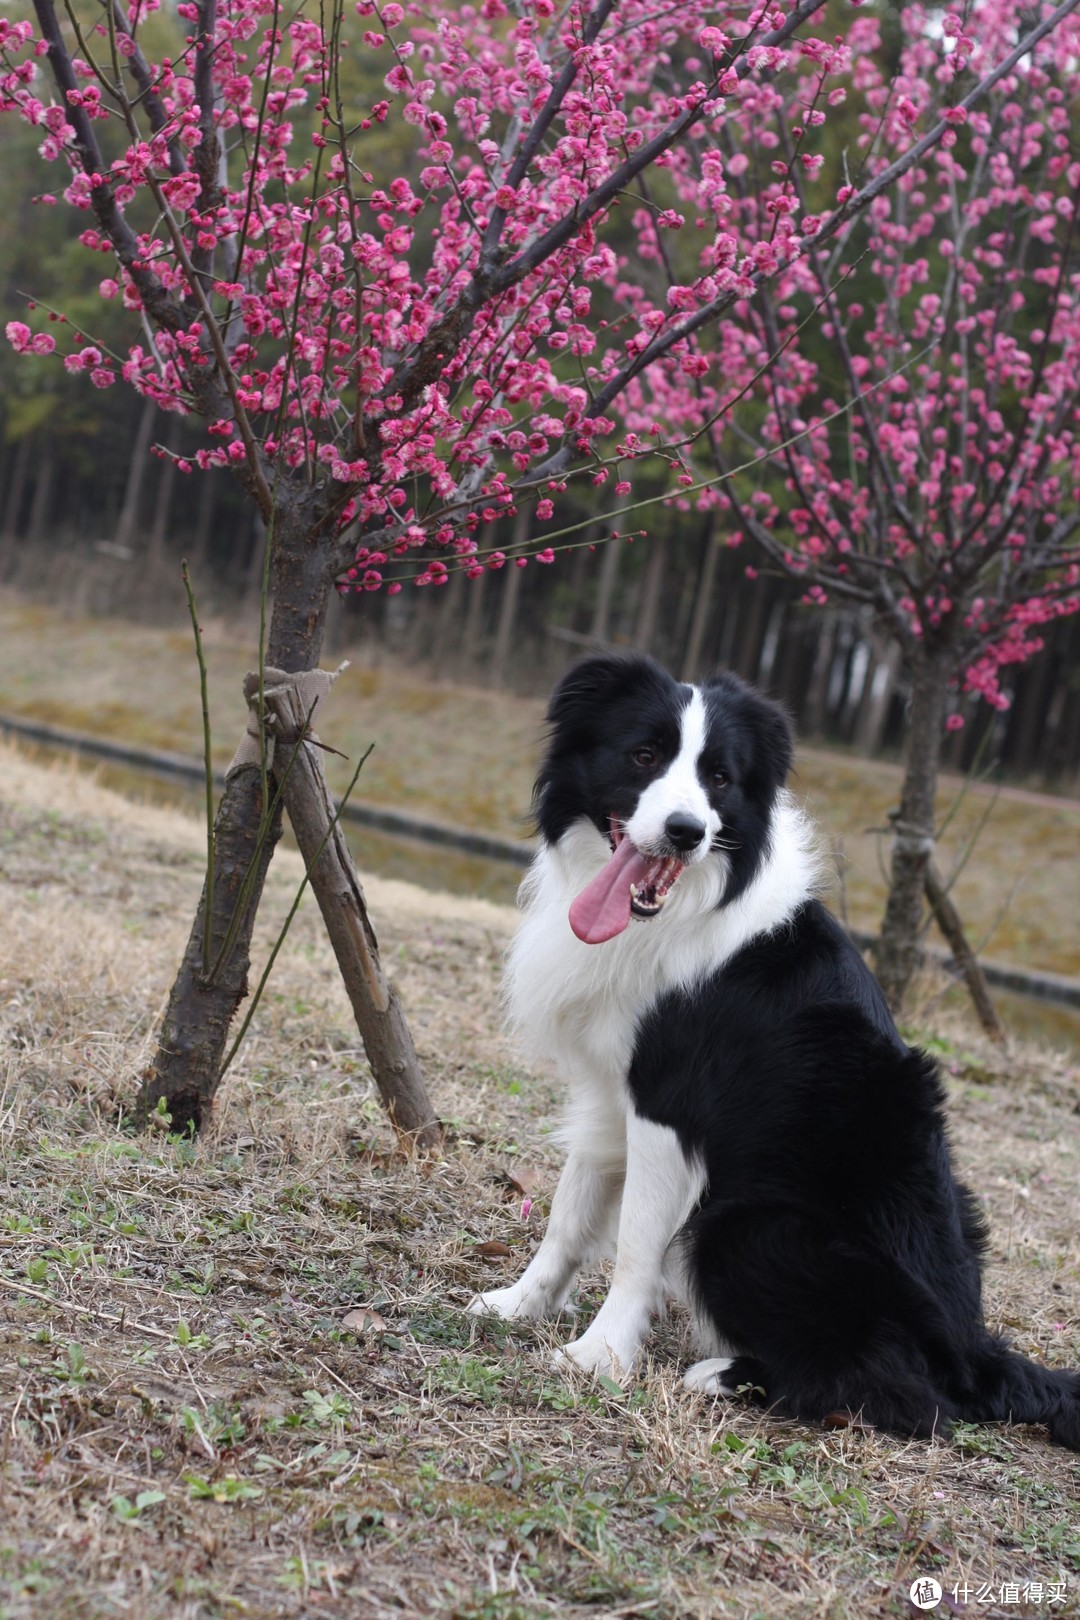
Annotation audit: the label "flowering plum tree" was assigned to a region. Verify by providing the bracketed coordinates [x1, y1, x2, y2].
[665, 0, 1080, 1005]
[2, 0, 1076, 1118]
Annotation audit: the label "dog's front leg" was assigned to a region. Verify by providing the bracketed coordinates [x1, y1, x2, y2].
[557, 1114, 704, 1377]
[468, 1147, 625, 1322]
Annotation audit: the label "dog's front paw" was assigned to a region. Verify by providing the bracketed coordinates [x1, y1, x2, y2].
[468, 1283, 542, 1322]
[555, 1331, 637, 1380]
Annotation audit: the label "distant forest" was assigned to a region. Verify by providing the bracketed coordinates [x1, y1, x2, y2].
[1, 388, 1076, 785]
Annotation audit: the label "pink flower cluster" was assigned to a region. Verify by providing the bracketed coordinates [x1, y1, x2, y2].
[695, 3, 1080, 709]
[5, 320, 55, 356]
[1, 0, 1077, 702]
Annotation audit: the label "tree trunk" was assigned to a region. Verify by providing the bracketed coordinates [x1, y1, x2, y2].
[1, 434, 31, 540]
[25, 444, 56, 545]
[137, 493, 334, 1132]
[149, 437, 177, 557]
[805, 616, 837, 737]
[590, 527, 622, 643]
[461, 557, 487, 669]
[681, 519, 720, 679]
[190, 466, 217, 571]
[854, 638, 901, 757]
[876, 653, 947, 1011]
[430, 567, 465, 671]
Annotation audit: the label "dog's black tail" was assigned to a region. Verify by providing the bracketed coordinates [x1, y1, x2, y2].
[958, 1339, 1080, 1450]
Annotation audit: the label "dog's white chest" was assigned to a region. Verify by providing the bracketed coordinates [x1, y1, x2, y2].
[507, 888, 641, 1091]
[505, 800, 819, 1100]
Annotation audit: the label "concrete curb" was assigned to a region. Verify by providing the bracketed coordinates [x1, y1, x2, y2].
[3, 711, 1077, 1012]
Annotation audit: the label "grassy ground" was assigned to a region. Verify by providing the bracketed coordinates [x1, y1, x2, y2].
[2, 590, 1080, 982]
[2, 741, 1079, 1619]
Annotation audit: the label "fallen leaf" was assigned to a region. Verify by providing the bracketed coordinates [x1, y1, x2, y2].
[821, 1409, 876, 1432]
[473, 1240, 512, 1258]
[499, 1167, 539, 1199]
[342, 1306, 387, 1334]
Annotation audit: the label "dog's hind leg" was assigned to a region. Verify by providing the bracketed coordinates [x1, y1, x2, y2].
[683, 1203, 955, 1439]
[683, 1354, 766, 1396]
[468, 1145, 625, 1322]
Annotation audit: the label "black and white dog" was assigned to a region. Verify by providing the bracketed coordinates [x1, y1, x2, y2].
[471, 653, 1080, 1447]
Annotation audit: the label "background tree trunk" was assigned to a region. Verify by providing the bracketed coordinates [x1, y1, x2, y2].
[590, 529, 622, 643]
[681, 518, 720, 679]
[114, 397, 157, 553]
[490, 507, 529, 684]
[633, 534, 667, 654]
[876, 652, 947, 1010]
[1, 434, 31, 543]
[25, 445, 55, 546]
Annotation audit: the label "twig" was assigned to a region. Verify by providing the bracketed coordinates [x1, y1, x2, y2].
[181, 561, 216, 972]
[217, 741, 375, 1079]
[0, 1274, 176, 1343]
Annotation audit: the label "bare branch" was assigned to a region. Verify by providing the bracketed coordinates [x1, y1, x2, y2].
[110, 0, 185, 176]
[32, 0, 180, 330]
[491, 0, 832, 294]
[478, 0, 619, 277]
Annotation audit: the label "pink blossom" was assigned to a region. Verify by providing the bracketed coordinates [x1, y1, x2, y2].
[0, 0, 1072, 678]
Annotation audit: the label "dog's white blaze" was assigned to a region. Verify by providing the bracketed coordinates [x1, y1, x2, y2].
[625, 686, 718, 858]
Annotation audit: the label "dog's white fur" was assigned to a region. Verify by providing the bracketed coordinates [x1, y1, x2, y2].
[470, 691, 819, 1378]
[624, 688, 719, 856]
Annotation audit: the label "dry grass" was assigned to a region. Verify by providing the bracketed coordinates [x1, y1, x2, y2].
[2, 742, 1080, 1620]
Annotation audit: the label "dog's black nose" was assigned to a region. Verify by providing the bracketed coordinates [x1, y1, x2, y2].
[664, 812, 707, 852]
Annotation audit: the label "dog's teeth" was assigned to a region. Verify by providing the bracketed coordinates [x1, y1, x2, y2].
[629, 883, 639, 899]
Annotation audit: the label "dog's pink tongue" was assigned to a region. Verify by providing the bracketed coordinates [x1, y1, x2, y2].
[569, 838, 655, 944]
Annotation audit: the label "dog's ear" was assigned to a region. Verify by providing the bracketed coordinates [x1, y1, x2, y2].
[745, 690, 795, 794]
[702, 671, 794, 794]
[547, 654, 663, 738]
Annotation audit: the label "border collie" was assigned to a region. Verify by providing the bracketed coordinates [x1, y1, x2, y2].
[471, 653, 1080, 1447]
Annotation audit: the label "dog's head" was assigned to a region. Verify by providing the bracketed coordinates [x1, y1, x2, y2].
[535, 654, 794, 942]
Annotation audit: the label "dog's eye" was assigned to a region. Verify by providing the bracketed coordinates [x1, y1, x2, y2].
[712, 770, 728, 787]
[632, 746, 657, 768]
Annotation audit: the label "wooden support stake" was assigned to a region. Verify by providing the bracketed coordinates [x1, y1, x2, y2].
[250, 669, 443, 1153]
[924, 859, 1007, 1046]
